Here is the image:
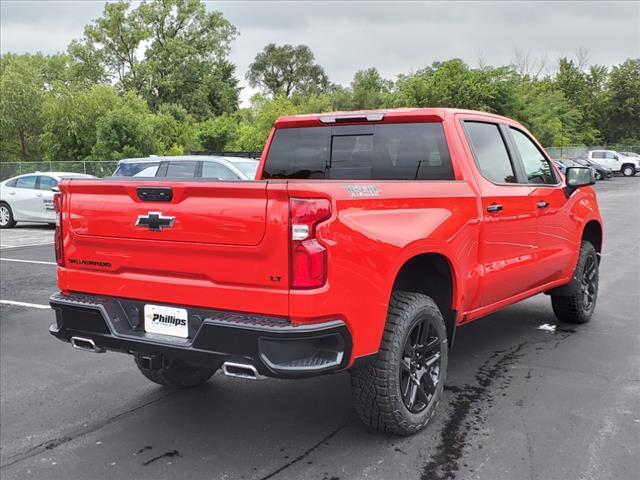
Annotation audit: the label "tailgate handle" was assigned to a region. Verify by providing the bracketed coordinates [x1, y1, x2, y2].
[137, 187, 173, 202]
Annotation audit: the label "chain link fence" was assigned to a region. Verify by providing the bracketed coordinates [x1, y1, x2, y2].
[0, 161, 119, 181]
[545, 145, 640, 160]
[2, 147, 638, 181]
[0, 153, 262, 181]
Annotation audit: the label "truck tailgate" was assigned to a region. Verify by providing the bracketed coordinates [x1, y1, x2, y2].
[58, 180, 290, 316]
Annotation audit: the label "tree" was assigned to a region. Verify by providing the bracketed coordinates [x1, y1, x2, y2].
[197, 114, 238, 152]
[605, 58, 640, 143]
[40, 84, 121, 161]
[230, 93, 333, 152]
[350, 68, 392, 110]
[392, 59, 519, 115]
[0, 56, 44, 161]
[92, 92, 159, 160]
[70, 0, 239, 117]
[78, 1, 148, 91]
[246, 44, 329, 98]
[137, 0, 239, 117]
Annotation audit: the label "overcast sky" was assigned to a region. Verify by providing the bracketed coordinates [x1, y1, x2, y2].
[1, 0, 638, 105]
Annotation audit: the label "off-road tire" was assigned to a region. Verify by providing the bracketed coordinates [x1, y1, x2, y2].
[551, 241, 599, 324]
[0, 202, 16, 228]
[134, 354, 218, 388]
[350, 291, 448, 436]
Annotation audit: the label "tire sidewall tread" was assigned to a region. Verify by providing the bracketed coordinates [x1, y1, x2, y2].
[350, 291, 448, 436]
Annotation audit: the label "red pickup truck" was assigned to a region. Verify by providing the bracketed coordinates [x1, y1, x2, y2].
[50, 108, 602, 435]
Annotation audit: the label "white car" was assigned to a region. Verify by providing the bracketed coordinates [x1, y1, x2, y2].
[0, 172, 94, 228]
[112, 155, 259, 180]
[586, 150, 640, 177]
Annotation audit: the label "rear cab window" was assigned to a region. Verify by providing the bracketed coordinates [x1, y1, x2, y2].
[262, 122, 454, 180]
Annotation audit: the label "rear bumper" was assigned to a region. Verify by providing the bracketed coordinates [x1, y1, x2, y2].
[49, 292, 352, 379]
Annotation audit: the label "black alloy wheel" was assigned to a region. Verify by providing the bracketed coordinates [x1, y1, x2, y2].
[399, 317, 442, 413]
[580, 253, 598, 313]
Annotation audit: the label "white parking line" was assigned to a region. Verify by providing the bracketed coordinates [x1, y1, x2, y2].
[0, 242, 54, 250]
[0, 300, 50, 309]
[1, 258, 57, 266]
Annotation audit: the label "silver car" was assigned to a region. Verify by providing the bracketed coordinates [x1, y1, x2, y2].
[0, 172, 94, 228]
[113, 155, 260, 180]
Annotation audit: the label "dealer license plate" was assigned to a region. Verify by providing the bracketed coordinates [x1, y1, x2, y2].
[144, 304, 188, 338]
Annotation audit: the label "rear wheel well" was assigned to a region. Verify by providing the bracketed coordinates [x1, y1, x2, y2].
[392, 254, 456, 345]
[582, 220, 602, 254]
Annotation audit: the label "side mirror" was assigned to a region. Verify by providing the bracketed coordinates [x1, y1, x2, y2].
[564, 167, 595, 197]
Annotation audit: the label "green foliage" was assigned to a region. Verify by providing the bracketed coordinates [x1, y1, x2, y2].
[246, 44, 329, 98]
[392, 59, 519, 115]
[230, 94, 334, 152]
[71, 0, 239, 117]
[92, 92, 159, 160]
[198, 114, 238, 152]
[350, 68, 393, 110]
[0, 1, 638, 164]
[605, 59, 640, 143]
[514, 80, 598, 146]
[40, 85, 121, 161]
[0, 55, 45, 161]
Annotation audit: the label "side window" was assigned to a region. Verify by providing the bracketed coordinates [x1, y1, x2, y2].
[592, 152, 605, 159]
[509, 128, 556, 184]
[166, 161, 197, 178]
[464, 122, 517, 184]
[202, 162, 238, 180]
[605, 152, 615, 159]
[133, 166, 159, 177]
[6, 179, 17, 187]
[38, 176, 58, 190]
[15, 175, 38, 189]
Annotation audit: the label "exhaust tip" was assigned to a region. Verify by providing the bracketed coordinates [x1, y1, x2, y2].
[70, 336, 105, 353]
[222, 361, 264, 380]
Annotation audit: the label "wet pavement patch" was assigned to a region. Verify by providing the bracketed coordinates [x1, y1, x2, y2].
[421, 342, 528, 480]
[141, 450, 180, 466]
[133, 445, 153, 456]
[421, 326, 577, 480]
[43, 436, 72, 450]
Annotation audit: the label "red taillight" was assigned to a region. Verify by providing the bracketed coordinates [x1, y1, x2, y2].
[290, 198, 331, 289]
[53, 192, 64, 267]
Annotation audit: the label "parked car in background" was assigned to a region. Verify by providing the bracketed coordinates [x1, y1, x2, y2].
[113, 156, 260, 180]
[0, 172, 95, 228]
[552, 159, 579, 175]
[587, 150, 640, 177]
[574, 157, 613, 180]
[620, 151, 640, 159]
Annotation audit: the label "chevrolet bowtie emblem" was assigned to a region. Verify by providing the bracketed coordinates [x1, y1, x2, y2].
[136, 212, 175, 231]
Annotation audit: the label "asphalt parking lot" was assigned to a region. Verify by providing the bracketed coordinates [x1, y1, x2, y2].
[1, 178, 639, 480]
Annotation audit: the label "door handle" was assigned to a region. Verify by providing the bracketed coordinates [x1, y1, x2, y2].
[487, 204, 503, 213]
[536, 201, 549, 209]
[35, 193, 43, 198]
